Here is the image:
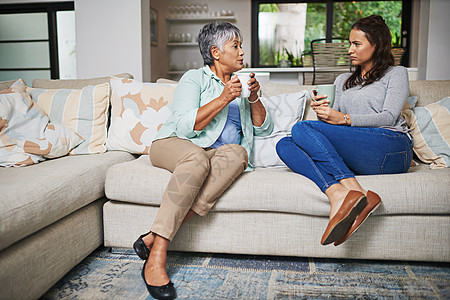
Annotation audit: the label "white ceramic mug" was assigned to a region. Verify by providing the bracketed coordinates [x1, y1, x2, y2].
[236, 73, 251, 98]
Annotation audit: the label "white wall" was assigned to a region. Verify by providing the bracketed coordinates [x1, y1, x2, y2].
[74, 0, 150, 81]
[417, 0, 450, 80]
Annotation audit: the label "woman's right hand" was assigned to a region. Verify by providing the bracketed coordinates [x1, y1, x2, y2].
[220, 75, 242, 103]
[311, 94, 331, 111]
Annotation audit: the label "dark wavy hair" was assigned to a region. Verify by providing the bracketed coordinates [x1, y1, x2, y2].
[344, 15, 395, 90]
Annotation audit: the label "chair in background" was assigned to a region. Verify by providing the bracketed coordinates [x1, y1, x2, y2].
[310, 38, 351, 85]
[392, 47, 405, 66]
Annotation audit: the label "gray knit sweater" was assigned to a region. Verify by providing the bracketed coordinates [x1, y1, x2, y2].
[334, 66, 410, 133]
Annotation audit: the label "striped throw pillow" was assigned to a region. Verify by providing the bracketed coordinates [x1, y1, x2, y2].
[27, 83, 110, 155]
[403, 97, 450, 168]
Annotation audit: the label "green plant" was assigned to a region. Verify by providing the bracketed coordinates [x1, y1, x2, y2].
[284, 48, 302, 66]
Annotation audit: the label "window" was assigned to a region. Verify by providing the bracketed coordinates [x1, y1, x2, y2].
[0, 2, 75, 85]
[251, 0, 411, 68]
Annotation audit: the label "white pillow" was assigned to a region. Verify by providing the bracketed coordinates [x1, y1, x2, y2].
[251, 91, 308, 168]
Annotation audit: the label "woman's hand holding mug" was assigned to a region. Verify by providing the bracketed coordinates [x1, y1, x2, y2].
[237, 73, 260, 102]
[221, 75, 242, 103]
[310, 84, 336, 107]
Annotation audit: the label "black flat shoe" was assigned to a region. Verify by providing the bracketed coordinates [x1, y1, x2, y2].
[141, 260, 176, 300]
[133, 231, 152, 260]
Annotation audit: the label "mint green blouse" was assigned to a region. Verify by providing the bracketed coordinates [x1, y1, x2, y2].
[155, 66, 274, 169]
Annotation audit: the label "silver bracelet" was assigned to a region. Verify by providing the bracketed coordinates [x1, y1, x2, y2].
[343, 114, 349, 125]
[247, 97, 260, 104]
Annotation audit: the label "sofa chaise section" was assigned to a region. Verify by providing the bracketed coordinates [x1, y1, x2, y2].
[0, 151, 135, 300]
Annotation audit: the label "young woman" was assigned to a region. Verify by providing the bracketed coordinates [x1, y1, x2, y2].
[276, 15, 413, 247]
[133, 22, 273, 299]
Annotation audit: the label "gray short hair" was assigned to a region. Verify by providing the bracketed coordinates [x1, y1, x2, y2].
[198, 21, 243, 66]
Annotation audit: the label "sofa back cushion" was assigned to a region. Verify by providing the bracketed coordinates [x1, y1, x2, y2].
[263, 80, 450, 121]
[409, 80, 450, 107]
[32, 73, 133, 89]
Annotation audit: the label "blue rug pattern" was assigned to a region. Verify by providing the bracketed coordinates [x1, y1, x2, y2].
[41, 247, 450, 299]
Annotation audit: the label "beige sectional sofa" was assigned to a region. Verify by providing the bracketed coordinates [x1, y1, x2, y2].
[103, 80, 450, 263]
[0, 75, 135, 300]
[1, 77, 448, 300]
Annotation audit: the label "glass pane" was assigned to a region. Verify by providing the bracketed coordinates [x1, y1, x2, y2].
[0, 13, 48, 41]
[0, 70, 50, 86]
[258, 3, 325, 67]
[304, 3, 326, 59]
[0, 42, 50, 68]
[57, 11, 77, 79]
[333, 1, 403, 46]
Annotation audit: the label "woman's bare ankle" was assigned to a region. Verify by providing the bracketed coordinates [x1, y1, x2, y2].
[325, 185, 350, 219]
[142, 232, 155, 248]
[144, 235, 171, 286]
[145, 250, 170, 286]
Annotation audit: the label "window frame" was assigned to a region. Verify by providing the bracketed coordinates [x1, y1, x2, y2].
[251, 0, 412, 67]
[0, 1, 75, 79]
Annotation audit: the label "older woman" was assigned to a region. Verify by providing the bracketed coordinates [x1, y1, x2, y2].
[133, 22, 273, 299]
[276, 15, 413, 247]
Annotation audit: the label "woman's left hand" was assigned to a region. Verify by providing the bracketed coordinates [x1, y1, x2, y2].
[247, 73, 260, 102]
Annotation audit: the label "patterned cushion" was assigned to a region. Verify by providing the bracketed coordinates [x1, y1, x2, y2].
[0, 81, 83, 167]
[402, 97, 450, 168]
[27, 83, 110, 155]
[0, 79, 22, 91]
[251, 91, 308, 168]
[106, 77, 176, 154]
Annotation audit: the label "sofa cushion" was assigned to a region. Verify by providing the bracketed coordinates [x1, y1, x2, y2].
[106, 77, 176, 154]
[27, 83, 110, 155]
[252, 91, 307, 168]
[0, 151, 135, 251]
[0, 79, 23, 91]
[0, 92, 83, 167]
[409, 80, 450, 106]
[262, 83, 317, 121]
[262, 80, 450, 122]
[31, 73, 133, 89]
[105, 155, 450, 217]
[403, 97, 450, 168]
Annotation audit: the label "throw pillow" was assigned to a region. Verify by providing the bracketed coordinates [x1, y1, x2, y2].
[0, 79, 23, 91]
[0, 91, 83, 167]
[251, 91, 308, 168]
[27, 83, 110, 155]
[402, 96, 418, 110]
[402, 97, 450, 168]
[106, 77, 176, 154]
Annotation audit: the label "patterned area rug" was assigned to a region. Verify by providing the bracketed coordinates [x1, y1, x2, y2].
[41, 247, 449, 299]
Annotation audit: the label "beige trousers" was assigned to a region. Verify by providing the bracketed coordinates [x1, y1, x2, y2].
[149, 137, 248, 241]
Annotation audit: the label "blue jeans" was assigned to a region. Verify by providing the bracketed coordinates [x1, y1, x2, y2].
[276, 121, 414, 193]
